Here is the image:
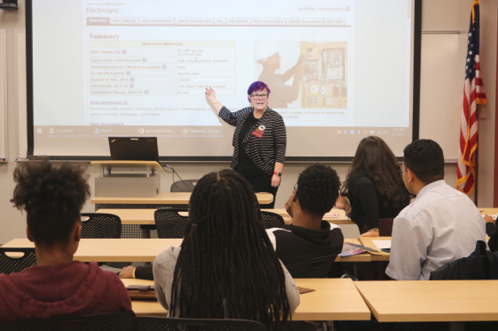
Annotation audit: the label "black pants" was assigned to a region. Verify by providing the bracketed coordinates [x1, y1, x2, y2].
[242, 173, 279, 209]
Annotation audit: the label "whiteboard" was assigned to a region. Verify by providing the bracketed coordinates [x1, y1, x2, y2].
[15, 29, 27, 159]
[0, 30, 7, 161]
[419, 32, 469, 161]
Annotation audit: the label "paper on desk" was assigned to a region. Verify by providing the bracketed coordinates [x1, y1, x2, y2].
[373, 240, 391, 250]
[482, 214, 498, 221]
[324, 212, 339, 218]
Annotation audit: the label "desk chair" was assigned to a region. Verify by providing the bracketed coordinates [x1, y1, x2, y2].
[379, 218, 394, 236]
[286, 255, 337, 331]
[154, 209, 188, 238]
[81, 213, 124, 268]
[0, 247, 36, 275]
[170, 179, 198, 192]
[81, 213, 122, 238]
[0, 312, 133, 331]
[286, 254, 337, 278]
[135, 317, 266, 331]
[260, 211, 285, 229]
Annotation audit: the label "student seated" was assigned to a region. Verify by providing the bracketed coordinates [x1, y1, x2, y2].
[121, 164, 344, 280]
[386, 139, 486, 280]
[0, 161, 134, 323]
[335, 136, 411, 237]
[153, 170, 299, 330]
[266, 164, 344, 267]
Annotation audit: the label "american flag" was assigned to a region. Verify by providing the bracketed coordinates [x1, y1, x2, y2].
[457, 1, 487, 195]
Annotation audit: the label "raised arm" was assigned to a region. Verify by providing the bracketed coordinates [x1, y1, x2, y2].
[281, 54, 305, 82]
[205, 86, 223, 115]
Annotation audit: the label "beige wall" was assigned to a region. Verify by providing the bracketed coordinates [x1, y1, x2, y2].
[0, 0, 495, 244]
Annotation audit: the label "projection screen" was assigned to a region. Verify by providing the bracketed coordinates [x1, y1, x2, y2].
[26, 0, 421, 161]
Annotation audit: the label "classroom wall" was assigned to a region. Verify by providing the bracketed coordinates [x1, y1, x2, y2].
[0, 0, 496, 244]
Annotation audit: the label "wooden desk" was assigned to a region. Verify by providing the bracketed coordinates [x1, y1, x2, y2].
[262, 208, 354, 225]
[480, 208, 498, 216]
[91, 192, 274, 209]
[96, 208, 354, 226]
[355, 280, 498, 322]
[3, 238, 371, 263]
[97, 209, 157, 225]
[3, 238, 182, 263]
[122, 278, 371, 321]
[358, 237, 391, 262]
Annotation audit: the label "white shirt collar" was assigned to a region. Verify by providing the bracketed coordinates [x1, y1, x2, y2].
[415, 179, 446, 200]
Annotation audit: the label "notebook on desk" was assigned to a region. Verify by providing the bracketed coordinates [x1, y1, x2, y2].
[109, 137, 159, 162]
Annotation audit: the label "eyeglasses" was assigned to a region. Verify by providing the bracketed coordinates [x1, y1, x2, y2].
[294, 183, 298, 191]
[251, 94, 268, 99]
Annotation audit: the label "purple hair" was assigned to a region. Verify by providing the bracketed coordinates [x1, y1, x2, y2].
[247, 81, 271, 102]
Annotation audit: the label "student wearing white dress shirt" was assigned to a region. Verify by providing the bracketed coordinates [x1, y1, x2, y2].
[386, 139, 486, 280]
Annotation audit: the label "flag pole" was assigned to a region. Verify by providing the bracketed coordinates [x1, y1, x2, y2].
[474, 109, 479, 205]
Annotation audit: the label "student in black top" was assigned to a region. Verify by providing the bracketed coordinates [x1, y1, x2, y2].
[335, 136, 412, 237]
[484, 215, 498, 251]
[205, 81, 286, 208]
[266, 164, 344, 267]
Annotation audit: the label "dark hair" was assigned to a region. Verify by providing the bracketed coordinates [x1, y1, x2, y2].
[342, 136, 411, 209]
[11, 161, 90, 246]
[403, 139, 445, 184]
[297, 164, 340, 217]
[170, 169, 290, 330]
[247, 81, 271, 102]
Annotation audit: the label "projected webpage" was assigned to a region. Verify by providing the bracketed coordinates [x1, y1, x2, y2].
[30, 0, 413, 158]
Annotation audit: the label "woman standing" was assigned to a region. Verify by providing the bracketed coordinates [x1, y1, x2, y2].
[153, 170, 299, 330]
[205, 81, 286, 208]
[335, 136, 412, 236]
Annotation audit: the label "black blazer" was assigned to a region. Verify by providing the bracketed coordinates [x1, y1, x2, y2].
[219, 106, 286, 175]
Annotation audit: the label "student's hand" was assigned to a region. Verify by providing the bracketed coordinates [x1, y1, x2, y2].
[119, 266, 136, 279]
[335, 195, 351, 213]
[359, 228, 380, 238]
[484, 215, 496, 225]
[271, 174, 281, 187]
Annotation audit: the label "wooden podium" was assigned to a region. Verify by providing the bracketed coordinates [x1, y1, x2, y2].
[91, 161, 162, 198]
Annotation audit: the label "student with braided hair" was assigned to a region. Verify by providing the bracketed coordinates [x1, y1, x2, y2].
[153, 169, 299, 330]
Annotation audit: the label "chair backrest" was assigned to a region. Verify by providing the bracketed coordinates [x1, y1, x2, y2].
[80, 213, 122, 238]
[430, 240, 498, 280]
[154, 209, 189, 238]
[260, 211, 285, 229]
[135, 317, 266, 331]
[170, 180, 198, 192]
[0, 312, 133, 331]
[0, 248, 36, 275]
[286, 254, 337, 278]
[379, 218, 394, 236]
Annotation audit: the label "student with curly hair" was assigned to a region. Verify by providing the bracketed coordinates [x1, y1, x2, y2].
[153, 169, 299, 331]
[266, 164, 344, 267]
[335, 136, 412, 237]
[0, 161, 134, 323]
